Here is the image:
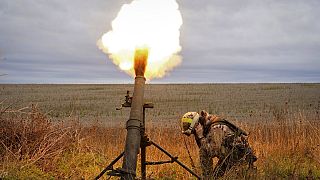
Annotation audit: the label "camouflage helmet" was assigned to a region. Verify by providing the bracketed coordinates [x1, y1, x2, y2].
[181, 112, 199, 136]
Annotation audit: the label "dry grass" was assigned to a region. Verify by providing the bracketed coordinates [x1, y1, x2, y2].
[0, 84, 319, 179]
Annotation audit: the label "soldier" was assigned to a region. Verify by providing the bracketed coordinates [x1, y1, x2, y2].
[181, 111, 257, 179]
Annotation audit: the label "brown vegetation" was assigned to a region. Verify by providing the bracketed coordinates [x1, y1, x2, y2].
[0, 84, 319, 179]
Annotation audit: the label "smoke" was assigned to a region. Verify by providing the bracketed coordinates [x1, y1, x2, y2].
[97, 0, 183, 80]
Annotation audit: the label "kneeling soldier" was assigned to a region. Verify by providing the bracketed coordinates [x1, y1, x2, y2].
[181, 111, 257, 179]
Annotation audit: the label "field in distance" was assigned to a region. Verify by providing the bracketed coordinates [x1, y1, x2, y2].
[1, 83, 319, 123]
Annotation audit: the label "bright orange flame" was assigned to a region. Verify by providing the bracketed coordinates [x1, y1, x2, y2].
[97, 0, 183, 79]
[134, 48, 148, 76]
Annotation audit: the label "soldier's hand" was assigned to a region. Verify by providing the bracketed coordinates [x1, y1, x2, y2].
[195, 124, 204, 139]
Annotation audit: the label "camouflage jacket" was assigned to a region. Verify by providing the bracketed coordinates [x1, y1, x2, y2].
[195, 112, 249, 159]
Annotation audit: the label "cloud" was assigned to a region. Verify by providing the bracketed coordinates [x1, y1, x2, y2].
[176, 0, 320, 82]
[0, 0, 319, 83]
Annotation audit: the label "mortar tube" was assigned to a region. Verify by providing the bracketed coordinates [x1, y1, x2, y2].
[121, 75, 145, 180]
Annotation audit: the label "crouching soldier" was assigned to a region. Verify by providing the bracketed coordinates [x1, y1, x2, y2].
[181, 111, 257, 179]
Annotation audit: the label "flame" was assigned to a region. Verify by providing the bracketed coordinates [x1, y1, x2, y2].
[134, 48, 148, 76]
[98, 0, 183, 79]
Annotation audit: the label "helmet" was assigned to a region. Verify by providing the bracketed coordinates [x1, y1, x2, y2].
[181, 112, 199, 136]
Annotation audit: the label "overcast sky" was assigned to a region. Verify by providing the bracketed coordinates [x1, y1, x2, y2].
[0, 0, 319, 83]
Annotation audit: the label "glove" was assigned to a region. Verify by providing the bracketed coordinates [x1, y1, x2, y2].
[182, 129, 192, 136]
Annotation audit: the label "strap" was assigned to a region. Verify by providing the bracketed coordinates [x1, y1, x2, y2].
[208, 119, 248, 136]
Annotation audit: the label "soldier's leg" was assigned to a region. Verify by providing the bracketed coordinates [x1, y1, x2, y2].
[213, 158, 225, 178]
[237, 135, 257, 167]
[245, 146, 257, 168]
[200, 147, 213, 179]
[213, 155, 235, 178]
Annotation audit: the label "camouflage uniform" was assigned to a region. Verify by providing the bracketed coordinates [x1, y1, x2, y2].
[194, 111, 257, 179]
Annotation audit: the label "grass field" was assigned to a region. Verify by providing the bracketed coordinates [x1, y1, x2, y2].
[1, 83, 320, 179]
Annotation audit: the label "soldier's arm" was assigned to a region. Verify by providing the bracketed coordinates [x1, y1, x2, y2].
[194, 124, 207, 147]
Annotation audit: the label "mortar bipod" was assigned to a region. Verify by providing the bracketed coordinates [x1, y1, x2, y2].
[95, 91, 200, 180]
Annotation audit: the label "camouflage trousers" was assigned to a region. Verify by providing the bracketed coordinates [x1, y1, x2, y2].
[199, 125, 257, 179]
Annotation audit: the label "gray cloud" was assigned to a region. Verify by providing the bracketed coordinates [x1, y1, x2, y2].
[177, 0, 320, 82]
[0, 0, 319, 83]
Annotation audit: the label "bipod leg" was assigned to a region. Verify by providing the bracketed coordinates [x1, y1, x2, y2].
[95, 151, 125, 180]
[150, 141, 201, 179]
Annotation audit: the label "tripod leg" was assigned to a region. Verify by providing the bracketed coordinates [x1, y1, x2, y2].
[95, 151, 125, 180]
[141, 143, 147, 180]
[150, 141, 201, 179]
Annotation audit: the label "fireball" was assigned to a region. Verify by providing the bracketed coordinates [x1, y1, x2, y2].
[98, 0, 183, 79]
